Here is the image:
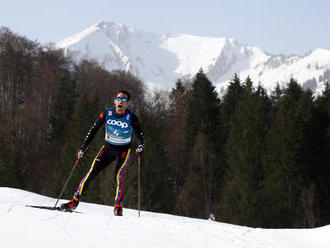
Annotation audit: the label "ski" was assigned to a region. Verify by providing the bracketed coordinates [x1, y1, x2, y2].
[25, 205, 81, 213]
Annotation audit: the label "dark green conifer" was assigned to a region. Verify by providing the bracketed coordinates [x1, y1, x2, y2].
[180, 69, 222, 218]
[263, 79, 315, 227]
[221, 77, 271, 226]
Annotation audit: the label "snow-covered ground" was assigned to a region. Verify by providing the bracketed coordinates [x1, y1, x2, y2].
[0, 187, 329, 248]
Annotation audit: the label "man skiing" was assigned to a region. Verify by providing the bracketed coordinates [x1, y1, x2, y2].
[61, 90, 144, 216]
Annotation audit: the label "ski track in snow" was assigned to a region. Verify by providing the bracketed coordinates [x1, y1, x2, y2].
[0, 187, 329, 248]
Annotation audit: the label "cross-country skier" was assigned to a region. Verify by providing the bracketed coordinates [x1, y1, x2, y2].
[61, 90, 144, 216]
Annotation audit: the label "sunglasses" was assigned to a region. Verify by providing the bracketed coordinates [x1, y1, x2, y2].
[115, 97, 128, 102]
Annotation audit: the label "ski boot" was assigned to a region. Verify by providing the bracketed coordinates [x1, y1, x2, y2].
[114, 204, 123, 216]
[60, 194, 80, 211]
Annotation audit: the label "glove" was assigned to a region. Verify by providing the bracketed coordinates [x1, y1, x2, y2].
[77, 149, 85, 159]
[135, 144, 144, 153]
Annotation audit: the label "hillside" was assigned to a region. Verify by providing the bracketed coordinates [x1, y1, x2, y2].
[0, 187, 329, 248]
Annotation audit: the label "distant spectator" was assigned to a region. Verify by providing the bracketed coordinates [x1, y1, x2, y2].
[208, 212, 215, 221]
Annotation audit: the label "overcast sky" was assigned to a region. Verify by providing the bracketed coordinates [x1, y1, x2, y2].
[0, 0, 329, 55]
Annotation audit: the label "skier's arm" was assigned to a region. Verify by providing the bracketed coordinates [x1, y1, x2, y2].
[79, 111, 106, 153]
[131, 113, 145, 152]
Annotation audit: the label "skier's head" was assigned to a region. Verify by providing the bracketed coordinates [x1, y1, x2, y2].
[210, 212, 215, 217]
[114, 90, 131, 115]
[117, 90, 131, 101]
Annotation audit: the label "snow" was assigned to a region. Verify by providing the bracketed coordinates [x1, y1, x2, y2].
[55, 20, 330, 95]
[162, 34, 228, 75]
[0, 187, 329, 248]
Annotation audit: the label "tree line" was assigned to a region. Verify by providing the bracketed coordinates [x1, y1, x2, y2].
[1, 27, 330, 228]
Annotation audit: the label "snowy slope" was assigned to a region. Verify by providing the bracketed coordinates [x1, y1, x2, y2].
[0, 187, 329, 248]
[55, 21, 330, 94]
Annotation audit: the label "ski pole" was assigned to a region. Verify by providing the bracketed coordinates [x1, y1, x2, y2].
[137, 153, 141, 217]
[54, 157, 82, 208]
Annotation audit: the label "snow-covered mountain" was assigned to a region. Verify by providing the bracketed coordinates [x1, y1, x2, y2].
[1, 187, 330, 248]
[56, 21, 330, 94]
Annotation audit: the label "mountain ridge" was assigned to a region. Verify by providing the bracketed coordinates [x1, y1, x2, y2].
[55, 20, 330, 94]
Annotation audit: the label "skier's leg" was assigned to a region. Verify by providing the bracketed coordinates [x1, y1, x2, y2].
[61, 145, 114, 210]
[113, 149, 131, 215]
[75, 145, 114, 198]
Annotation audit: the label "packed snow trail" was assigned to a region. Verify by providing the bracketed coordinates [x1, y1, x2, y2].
[0, 187, 329, 248]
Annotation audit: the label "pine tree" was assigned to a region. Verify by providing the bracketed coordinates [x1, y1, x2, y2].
[221, 77, 271, 226]
[218, 74, 244, 161]
[135, 106, 173, 213]
[263, 79, 315, 227]
[185, 69, 221, 152]
[220, 74, 244, 127]
[179, 69, 222, 218]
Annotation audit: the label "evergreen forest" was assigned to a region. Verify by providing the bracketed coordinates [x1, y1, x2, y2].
[1, 27, 330, 228]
